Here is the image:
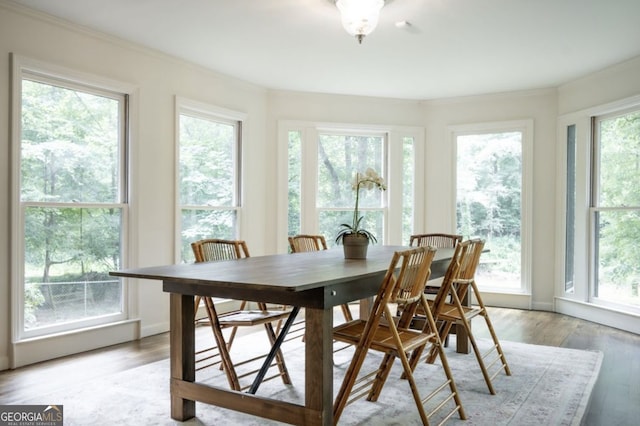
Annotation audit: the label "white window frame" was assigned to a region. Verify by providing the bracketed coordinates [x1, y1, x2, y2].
[276, 120, 425, 253]
[449, 120, 534, 296]
[174, 97, 246, 262]
[555, 94, 640, 335]
[590, 109, 640, 312]
[11, 55, 136, 349]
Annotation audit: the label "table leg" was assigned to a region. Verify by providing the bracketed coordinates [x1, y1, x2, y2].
[305, 307, 334, 426]
[456, 290, 471, 354]
[170, 293, 196, 420]
[456, 326, 470, 353]
[359, 298, 372, 320]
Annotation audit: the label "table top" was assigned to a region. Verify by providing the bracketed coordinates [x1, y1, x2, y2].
[110, 245, 454, 308]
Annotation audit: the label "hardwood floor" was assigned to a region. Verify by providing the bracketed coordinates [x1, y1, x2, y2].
[473, 308, 640, 426]
[1, 307, 639, 425]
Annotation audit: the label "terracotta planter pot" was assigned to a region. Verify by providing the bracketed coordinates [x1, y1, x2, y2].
[342, 234, 369, 259]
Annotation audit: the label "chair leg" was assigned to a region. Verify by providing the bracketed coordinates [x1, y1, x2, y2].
[257, 302, 292, 386]
[340, 303, 353, 322]
[204, 297, 241, 390]
[420, 298, 467, 421]
[225, 300, 247, 351]
[458, 311, 497, 395]
[472, 283, 511, 377]
[407, 343, 427, 374]
[398, 345, 432, 425]
[333, 340, 372, 424]
[367, 353, 397, 401]
[430, 335, 467, 421]
[274, 304, 297, 336]
[450, 285, 510, 395]
[194, 295, 202, 317]
[398, 302, 467, 423]
[425, 320, 455, 364]
[481, 309, 512, 376]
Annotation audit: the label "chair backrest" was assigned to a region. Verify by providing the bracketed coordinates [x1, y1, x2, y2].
[451, 238, 484, 300]
[371, 246, 437, 329]
[191, 239, 250, 263]
[429, 239, 471, 318]
[410, 233, 462, 249]
[288, 234, 328, 253]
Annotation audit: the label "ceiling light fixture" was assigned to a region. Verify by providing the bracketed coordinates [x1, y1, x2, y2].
[336, 0, 385, 44]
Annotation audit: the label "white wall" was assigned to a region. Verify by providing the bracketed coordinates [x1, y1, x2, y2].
[422, 90, 559, 310]
[265, 88, 560, 312]
[558, 56, 640, 115]
[2, 2, 640, 368]
[0, 3, 269, 368]
[554, 56, 640, 334]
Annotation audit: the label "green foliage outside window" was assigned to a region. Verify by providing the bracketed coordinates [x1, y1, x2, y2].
[20, 78, 124, 330]
[457, 132, 523, 288]
[178, 113, 238, 262]
[596, 111, 640, 306]
[317, 134, 385, 245]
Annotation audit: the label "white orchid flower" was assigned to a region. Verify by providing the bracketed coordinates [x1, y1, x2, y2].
[336, 168, 387, 245]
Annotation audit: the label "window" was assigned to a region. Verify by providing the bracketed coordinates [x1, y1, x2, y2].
[402, 136, 416, 244]
[565, 125, 577, 293]
[176, 98, 243, 263]
[15, 62, 129, 338]
[557, 97, 640, 333]
[288, 130, 302, 238]
[453, 121, 532, 292]
[280, 122, 423, 249]
[592, 108, 640, 309]
[316, 132, 387, 244]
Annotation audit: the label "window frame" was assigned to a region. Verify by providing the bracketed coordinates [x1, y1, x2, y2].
[555, 94, 640, 334]
[315, 128, 389, 244]
[174, 97, 245, 263]
[449, 120, 534, 295]
[11, 55, 133, 341]
[277, 120, 425, 253]
[589, 107, 640, 312]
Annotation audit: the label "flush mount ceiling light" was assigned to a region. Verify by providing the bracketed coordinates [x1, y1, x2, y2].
[336, 0, 385, 44]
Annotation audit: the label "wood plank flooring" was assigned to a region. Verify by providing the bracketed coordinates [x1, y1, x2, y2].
[473, 308, 640, 426]
[1, 307, 639, 425]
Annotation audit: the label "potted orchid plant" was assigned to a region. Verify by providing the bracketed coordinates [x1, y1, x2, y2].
[335, 168, 387, 258]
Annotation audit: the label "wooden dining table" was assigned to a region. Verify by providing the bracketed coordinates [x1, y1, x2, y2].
[110, 245, 458, 426]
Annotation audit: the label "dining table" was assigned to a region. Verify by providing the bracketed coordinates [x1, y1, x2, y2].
[110, 244, 459, 426]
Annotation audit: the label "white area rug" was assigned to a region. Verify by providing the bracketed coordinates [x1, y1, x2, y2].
[19, 335, 602, 425]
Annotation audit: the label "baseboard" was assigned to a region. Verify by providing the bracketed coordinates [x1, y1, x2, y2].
[11, 319, 140, 368]
[556, 297, 640, 335]
[531, 301, 554, 311]
[0, 355, 9, 371]
[478, 291, 531, 310]
[140, 321, 170, 338]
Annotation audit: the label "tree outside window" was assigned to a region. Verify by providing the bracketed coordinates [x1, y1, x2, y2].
[456, 131, 524, 290]
[20, 78, 126, 334]
[594, 110, 640, 307]
[178, 104, 241, 263]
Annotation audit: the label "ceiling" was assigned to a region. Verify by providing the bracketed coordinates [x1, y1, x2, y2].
[9, 0, 640, 100]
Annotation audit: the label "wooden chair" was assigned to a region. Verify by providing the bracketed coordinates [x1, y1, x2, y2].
[409, 233, 463, 249]
[288, 234, 353, 323]
[426, 238, 511, 395]
[288, 233, 328, 252]
[410, 232, 463, 346]
[332, 246, 466, 425]
[191, 238, 297, 393]
[403, 240, 471, 369]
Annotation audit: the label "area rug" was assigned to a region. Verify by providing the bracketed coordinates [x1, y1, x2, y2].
[17, 335, 602, 425]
